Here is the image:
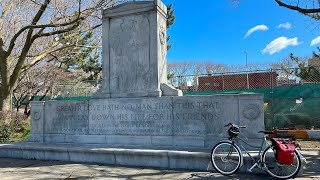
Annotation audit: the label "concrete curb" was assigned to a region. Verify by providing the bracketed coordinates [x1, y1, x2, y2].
[0, 142, 211, 171]
[0, 142, 267, 172]
[273, 130, 320, 140]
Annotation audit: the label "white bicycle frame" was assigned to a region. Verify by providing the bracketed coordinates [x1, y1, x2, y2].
[227, 134, 271, 172]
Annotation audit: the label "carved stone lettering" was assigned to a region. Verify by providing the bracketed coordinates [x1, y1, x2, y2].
[88, 98, 221, 136]
[45, 101, 89, 134]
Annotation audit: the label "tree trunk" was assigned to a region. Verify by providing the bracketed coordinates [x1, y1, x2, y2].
[0, 45, 11, 112]
[0, 90, 11, 112]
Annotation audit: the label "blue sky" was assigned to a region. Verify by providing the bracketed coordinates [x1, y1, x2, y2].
[162, 0, 320, 65]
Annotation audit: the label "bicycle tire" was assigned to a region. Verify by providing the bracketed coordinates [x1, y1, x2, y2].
[211, 141, 242, 175]
[262, 145, 301, 179]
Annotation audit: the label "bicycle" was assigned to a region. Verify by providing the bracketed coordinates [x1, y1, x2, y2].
[210, 123, 303, 179]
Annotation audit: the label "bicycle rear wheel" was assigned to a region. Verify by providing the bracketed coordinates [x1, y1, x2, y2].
[211, 141, 242, 175]
[262, 145, 301, 179]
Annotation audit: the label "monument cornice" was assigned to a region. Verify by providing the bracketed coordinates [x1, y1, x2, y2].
[102, 0, 167, 19]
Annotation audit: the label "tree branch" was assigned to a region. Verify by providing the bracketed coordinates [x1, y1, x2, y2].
[21, 44, 76, 73]
[6, 13, 81, 55]
[9, 0, 51, 90]
[32, 21, 82, 40]
[275, 0, 320, 13]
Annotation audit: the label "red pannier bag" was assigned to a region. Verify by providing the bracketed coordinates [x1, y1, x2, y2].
[271, 138, 296, 165]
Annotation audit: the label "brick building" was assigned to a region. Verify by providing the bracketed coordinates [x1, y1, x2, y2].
[198, 72, 277, 91]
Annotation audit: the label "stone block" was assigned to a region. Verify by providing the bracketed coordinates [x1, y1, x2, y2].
[27, 134, 44, 142]
[44, 134, 66, 143]
[44, 149, 69, 161]
[168, 151, 209, 170]
[22, 149, 45, 160]
[44, 100, 89, 135]
[89, 97, 173, 136]
[160, 83, 183, 96]
[69, 151, 115, 164]
[115, 149, 168, 168]
[30, 101, 45, 135]
[28, 94, 264, 148]
[65, 135, 106, 144]
[106, 135, 152, 146]
[0, 144, 23, 159]
[151, 136, 204, 148]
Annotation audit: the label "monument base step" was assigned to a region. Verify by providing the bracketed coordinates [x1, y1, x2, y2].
[0, 142, 264, 173]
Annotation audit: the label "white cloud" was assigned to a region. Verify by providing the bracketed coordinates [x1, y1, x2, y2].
[278, 22, 292, 29]
[261, 37, 300, 55]
[310, 36, 320, 46]
[244, 25, 269, 39]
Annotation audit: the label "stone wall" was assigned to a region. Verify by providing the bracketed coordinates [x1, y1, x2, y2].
[29, 94, 264, 149]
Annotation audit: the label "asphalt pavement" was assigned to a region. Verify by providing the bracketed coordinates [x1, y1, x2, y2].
[0, 150, 319, 180]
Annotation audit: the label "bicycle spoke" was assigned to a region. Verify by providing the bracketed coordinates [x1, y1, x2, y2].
[263, 146, 301, 179]
[211, 142, 241, 175]
[229, 159, 239, 164]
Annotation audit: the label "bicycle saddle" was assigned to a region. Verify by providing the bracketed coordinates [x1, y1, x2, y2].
[258, 131, 273, 134]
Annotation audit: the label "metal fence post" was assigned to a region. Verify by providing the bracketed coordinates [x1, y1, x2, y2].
[270, 68, 275, 129]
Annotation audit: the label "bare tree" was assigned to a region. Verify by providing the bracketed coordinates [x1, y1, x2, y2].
[12, 62, 70, 116]
[168, 61, 230, 88]
[0, 0, 119, 111]
[232, 0, 320, 19]
[275, 0, 320, 19]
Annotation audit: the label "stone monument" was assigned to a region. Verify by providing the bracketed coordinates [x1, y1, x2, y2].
[0, 0, 265, 171]
[93, 0, 182, 98]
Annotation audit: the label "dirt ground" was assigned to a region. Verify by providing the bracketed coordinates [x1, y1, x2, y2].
[296, 139, 320, 149]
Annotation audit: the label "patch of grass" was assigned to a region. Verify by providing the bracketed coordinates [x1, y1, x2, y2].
[9, 119, 30, 142]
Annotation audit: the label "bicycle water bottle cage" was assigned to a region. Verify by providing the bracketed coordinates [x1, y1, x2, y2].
[271, 138, 295, 165]
[228, 126, 240, 140]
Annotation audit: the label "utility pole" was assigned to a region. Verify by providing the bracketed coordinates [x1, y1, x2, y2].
[244, 50, 248, 66]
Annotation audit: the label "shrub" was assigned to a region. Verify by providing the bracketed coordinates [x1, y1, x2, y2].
[0, 111, 29, 143]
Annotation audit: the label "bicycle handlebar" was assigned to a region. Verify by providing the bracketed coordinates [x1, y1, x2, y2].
[224, 123, 246, 128]
[224, 123, 233, 127]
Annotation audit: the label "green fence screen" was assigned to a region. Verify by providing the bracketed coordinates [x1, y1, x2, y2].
[185, 84, 320, 130]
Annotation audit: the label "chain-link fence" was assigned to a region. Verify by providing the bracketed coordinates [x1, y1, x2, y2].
[171, 67, 320, 130]
[51, 80, 101, 100]
[46, 67, 320, 130]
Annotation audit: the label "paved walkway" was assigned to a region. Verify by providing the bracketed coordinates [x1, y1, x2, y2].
[0, 150, 319, 180]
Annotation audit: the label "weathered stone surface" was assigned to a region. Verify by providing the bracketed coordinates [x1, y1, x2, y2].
[29, 94, 264, 148]
[89, 97, 173, 136]
[93, 0, 181, 98]
[160, 83, 183, 96]
[29, 101, 45, 142]
[44, 101, 89, 135]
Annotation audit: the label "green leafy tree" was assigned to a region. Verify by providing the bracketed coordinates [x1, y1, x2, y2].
[54, 30, 98, 71]
[78, 53, 102, 81]
[166, 3, 175, 50]
[51, 28, 102, 81]
[282, 52, 320, 82]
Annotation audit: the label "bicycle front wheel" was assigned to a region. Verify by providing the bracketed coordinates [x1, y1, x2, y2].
[211, 141, 242, 175]
[262, 145, 301, 179]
